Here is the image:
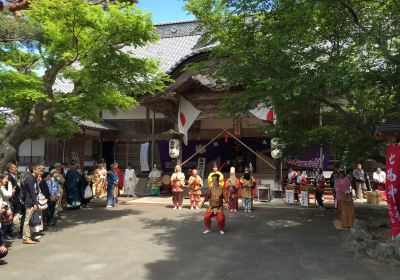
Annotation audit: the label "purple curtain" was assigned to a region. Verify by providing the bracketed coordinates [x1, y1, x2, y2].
[157, 137, 271, 172]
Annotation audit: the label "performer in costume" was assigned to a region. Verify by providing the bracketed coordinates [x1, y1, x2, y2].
[225, 167, 240, 212]
[148, 165, 162, 196]
[207, 162, 224, 187]
[170, 165, 185, 210]
[188, 169, 203, 209]
[240, 167, 256, 212]
[124, 163, 137, 197]
[92, 162, 107, 198]
[201, 173, 229, 235]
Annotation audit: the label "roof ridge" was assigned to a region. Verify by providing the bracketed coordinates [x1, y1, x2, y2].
[155, 19, 198, 26]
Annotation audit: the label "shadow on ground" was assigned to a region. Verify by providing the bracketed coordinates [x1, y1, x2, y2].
[6, 199, 143, 251]
[136, 207, 397, 280]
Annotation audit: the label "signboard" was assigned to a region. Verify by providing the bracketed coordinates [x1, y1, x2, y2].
[286, 189, 295, 204]
[140, 142, 150, 172]
[385, 144, 400, 237]
[300, 191, 309, 207]
[234, 120, 241, 136]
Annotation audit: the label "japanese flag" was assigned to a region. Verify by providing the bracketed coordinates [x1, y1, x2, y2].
[249, 103, 275, 122]
[178, 96, 201, 145]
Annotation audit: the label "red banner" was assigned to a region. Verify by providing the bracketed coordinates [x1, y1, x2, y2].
[385, 144, 400, 237]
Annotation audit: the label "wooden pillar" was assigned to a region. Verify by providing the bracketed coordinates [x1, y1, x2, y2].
[151, 110, 155, 168]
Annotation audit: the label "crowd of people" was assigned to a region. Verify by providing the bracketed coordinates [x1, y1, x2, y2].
[286, 163, 387, 213]
[0, 160, 139, 262]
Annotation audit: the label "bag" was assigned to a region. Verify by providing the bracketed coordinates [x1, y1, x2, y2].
[29, 210, 41, 227]
[38, 192, 48, 210]
[83, 185, 93, 199]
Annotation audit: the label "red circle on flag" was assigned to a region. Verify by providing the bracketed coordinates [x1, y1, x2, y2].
[180, 112, 186, 127]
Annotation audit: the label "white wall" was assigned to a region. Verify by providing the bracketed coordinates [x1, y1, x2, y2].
[102, 106, 165, 120]
[18, 138, 45, 156]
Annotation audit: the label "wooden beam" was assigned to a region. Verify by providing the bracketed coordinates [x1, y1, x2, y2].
[225, 130, 276, 170]
[181, 129, 228, 167]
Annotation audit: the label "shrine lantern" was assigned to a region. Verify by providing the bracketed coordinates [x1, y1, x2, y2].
[169, 139, 180, 159]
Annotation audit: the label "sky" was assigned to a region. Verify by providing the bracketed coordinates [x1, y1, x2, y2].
[137, 0, 195, 24]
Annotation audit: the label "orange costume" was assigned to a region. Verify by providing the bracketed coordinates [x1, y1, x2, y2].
[170, 165, 185, 209]
[188, 170, 203, 209]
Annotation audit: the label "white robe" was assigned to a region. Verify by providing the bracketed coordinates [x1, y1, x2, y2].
[124, 169, 137, 196]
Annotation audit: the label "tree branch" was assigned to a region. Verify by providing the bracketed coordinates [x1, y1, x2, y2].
[308, 91, 373, 135]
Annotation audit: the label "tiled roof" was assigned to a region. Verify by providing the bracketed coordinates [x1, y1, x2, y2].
[155, 20, 202, 38]
[53, 77, 74, 94]
[79, 119, 119, 131]
[53, 20, 208, 93]
[123, 34, 202, 73]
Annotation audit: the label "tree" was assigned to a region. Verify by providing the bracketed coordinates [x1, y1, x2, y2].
[186, 0, 400, 165]
[0, 0, 138, 17]
[0, 0, 167, 169]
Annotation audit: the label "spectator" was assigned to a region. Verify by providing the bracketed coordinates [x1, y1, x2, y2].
[79, 168, 92, 208]
[372, 168, 386, 191]
[47, 169, 59, 225]
[314, 168, 325, 208]
[22, 166, 40, 244]
[65, 162, 81, 209]
[7, 163, 24, 239]
[353, 164, 367, 199]
[106, 163, 119, 208]
[0, 173, 13, 240]
[0, 205, 9, 261]
[335, 170, 352, 217]
[113, 163, 123, 197]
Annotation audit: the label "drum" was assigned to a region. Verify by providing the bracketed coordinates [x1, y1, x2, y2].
[162, 174, 171, 186]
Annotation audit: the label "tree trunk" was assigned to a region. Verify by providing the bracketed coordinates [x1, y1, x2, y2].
[0, 121, 41, 170]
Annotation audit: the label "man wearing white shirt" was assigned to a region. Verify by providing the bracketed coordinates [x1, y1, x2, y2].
[372, 168, 386, 191]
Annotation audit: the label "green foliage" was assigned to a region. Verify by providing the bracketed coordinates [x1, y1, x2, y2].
[0, 0, 168, 141]
[186, 0, 400, 164]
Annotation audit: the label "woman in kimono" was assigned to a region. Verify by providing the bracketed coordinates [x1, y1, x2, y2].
[92, 162, 107, 198]
[335, 170, 352, 217]
[124, 163, 137, 197]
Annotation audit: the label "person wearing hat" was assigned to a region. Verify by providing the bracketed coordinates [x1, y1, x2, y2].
[240, 167, 256, 212]
[65, 162, 81, 209]
[201, 173, 229, 235]
[225, 167, 240, 212]
[207, 162, 224, 187]
[170, 165, 185, 210]
[188, 169, 203, 209]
